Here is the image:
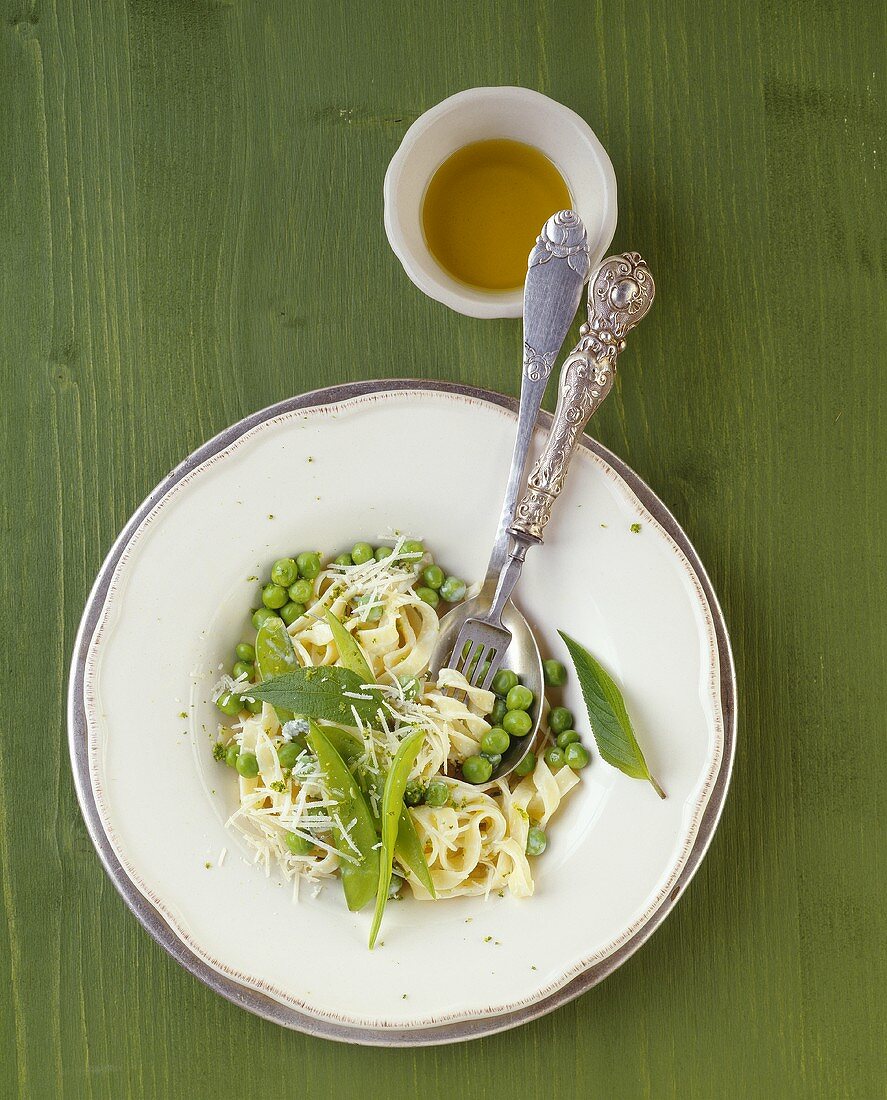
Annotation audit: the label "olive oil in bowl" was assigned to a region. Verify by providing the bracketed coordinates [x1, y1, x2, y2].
[421, 139, 572, 293]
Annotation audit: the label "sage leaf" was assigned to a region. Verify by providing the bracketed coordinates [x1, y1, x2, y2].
[247, 666, 385, 727]
[558, 630, 665, 799]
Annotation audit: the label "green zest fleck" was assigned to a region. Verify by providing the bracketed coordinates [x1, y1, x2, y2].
[630, 522, 641, 533]
[558, 630, 665, 798]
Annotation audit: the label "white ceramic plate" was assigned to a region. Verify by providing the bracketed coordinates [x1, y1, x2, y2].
[69, 381, 735, 1045]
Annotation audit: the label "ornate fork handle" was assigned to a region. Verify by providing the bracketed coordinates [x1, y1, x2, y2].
[483, 210, 589, 582]
[511, 253, 655, 543]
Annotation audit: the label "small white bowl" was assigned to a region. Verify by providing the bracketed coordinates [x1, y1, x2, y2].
[384, 86, 618, 319]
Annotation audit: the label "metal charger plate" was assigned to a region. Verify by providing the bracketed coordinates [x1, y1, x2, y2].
[68, 379, 736, 1046]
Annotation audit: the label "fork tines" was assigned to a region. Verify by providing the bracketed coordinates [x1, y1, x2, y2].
[448, 617, 511, 692]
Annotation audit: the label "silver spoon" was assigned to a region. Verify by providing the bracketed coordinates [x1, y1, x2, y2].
[436, 253, 656, 784]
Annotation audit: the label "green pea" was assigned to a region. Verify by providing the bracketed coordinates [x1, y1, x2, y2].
[401, 539, 424, 558]
[425, 780, 449, 807]
[296, 551, 321, 579]
[503, 709, 533, 737]
[262, 582, 288, 609]
[548, 706, 574, 735]
[439, 575, 467, 602]
[481, 727, 510, 755]
[404, 780, 426, 806]
[387, 872, 404, 899]
[505, 684, 534, 712]
[355, 594, 382, 622]
[231, 660, 254, 681]
[565, 743, 591, 770]
[543, 659, 567, 687]
[216, 691, 241, 716]
[544, 746, 565, 770]
[279, 600, 305, 626]
[556, 729, 581, 749]
[270, 557, 298, 587]
[235, 642, 256, 663]
[526, 825, 547, 855]
[399, 675, 421, 701]
[374, 545, 393, 561]
[351, 542, 374, 565]
[225, 744, 240, 768]
[515, 751, 536, 777]
[462, 647, 485, 679]
[491, 668, 519, 696]
[415, 586, 440, 608]
[287, 578, 314, 604]
[481, 752, 502, 769]
[244, 697, 263, 714]
[421, 564, 444, 590]
[490, 697, 508, 726]
[462, 754, 493, 784]
[252, 606, 279, 630]
[278, 741, 301, 769]
[334, 553, 354, 567]
[285, 830, 313, 856]
[236, 751, 259, 778]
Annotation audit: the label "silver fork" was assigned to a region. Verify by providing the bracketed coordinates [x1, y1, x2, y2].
[448, 253, 656, 690]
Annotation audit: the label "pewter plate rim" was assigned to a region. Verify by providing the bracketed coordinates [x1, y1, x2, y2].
[67, 378, 736, 1047]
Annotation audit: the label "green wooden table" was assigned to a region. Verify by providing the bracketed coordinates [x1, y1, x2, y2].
[1, 2, 883, 1096]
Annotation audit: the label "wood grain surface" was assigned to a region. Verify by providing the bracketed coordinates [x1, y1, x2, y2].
[1, 1, 883, 1097]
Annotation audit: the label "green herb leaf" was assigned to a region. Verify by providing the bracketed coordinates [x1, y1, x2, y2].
[247, 666, 385, 727]
[324, 608, 375, 684]
[558, 630, 665, 798]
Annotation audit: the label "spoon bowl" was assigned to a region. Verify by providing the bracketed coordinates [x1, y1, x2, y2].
[435, 595, 543, 785]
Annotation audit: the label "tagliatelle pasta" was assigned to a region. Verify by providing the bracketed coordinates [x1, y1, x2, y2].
[211, 537, 582, 909]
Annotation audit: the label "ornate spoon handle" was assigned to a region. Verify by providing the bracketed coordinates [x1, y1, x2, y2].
[511, 253, 655, 543]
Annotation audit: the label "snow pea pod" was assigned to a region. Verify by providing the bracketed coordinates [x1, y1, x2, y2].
[319, 616, 433, 891]
[255, 615, 298, 678]
[354, 770, 434, 897]
[321, 724, 363, 764]
[254, 615, 297, 721]
[369, 729, 425, 948]
[396, 806, 436, 898]
[323, 608, 374, 684]
[307, 722, 379, 912]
